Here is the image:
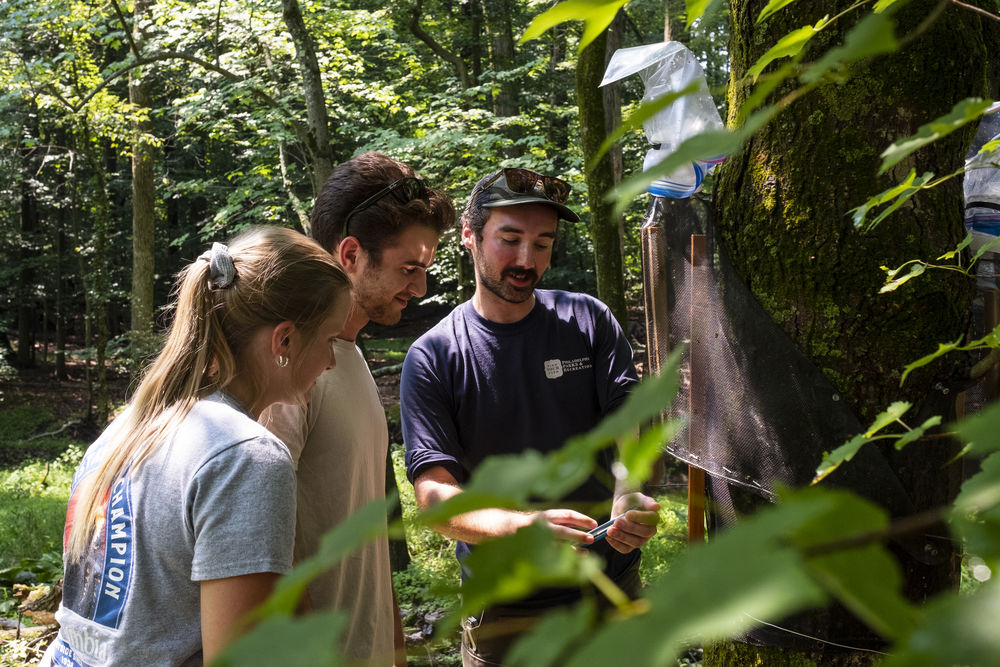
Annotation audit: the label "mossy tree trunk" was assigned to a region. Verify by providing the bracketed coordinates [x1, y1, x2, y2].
[578, 30, 628, 328]
[712, 0, 989, 663]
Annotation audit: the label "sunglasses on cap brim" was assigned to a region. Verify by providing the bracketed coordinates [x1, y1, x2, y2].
[480, 168, 571, 204]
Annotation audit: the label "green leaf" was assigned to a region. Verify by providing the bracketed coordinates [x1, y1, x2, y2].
[954, 451, 1000, 516]
[879, 262, 926, 294]
[747, 20, 827, 82]
[520, 0, 630, 51]
[757, 0, 798, 24]
[619, 418, 686, 489]
[955, 401, 1000, 457]
[970, 235, 1000, 265]
[790, 491, 917, 641]
[460, 522, 604, 612]
[814, 403, 911, 482]
[505, 600, 596, 667]
[879, 98, 993, 175]
[810, 544, 918, 639]
[894, 416, 942, 450]
[801, 12, 897, 84]
[560, 488, 844, 665]
[951, 452, 1000, 561]
[850, 169, 934, 230]
[211, 611, 349, 666]
[882, 576, 1000, 667]
[873, 0, 906, 11]
[865, 401, 910, 436]
[900, 337, 963, 386]
[685, 0, 718, 27]
[937, 233, 974, 261]
[813, 433, 870, 484]
[253, 497, 391, 618]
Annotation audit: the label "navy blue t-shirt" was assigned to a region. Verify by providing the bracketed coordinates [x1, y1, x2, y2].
[401, 289, 640, 606]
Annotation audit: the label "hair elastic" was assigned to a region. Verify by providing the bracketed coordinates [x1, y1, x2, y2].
[198, 242, 237, 290]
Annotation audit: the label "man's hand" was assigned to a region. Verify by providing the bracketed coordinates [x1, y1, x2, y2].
[534, 509, 598, 546]
[605, 493, 660, 554]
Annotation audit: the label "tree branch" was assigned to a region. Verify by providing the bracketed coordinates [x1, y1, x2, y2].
[108, 0, 140, 58]
[408, 0, 472, 89]
[800, 507, 949, 559]
[952, 0, 1000, 23]
[63, 51, 308, 140]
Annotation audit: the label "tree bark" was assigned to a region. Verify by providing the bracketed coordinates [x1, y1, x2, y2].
[664, 0, 690, 43]
[129, 0, 156, 357]
[78, 118, 113, 426]
[281, 0, 335, 194]
[466, 0, 484, 83]
[17, 170, 38, 368]
[604, 11, 626, 273]
[482, 0, 518, 118]
[577, 31, 627, 328]
[55, 211, 67, 381]
[711, 0, 988, 662]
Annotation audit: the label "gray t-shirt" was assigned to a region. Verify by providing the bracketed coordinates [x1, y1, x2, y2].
[44, 393, 296, 667]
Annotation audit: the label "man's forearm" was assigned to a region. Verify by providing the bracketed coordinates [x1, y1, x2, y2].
[432, 506, 536, 544]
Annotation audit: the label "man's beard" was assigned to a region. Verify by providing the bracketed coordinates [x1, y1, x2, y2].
[478, 265, 539, 304]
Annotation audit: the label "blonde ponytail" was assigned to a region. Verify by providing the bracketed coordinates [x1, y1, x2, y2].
[65, 226, 350, 561]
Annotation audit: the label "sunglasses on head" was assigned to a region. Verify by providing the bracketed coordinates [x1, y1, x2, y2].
[342, 176, 428, 238]
[481, 168, 571, 204]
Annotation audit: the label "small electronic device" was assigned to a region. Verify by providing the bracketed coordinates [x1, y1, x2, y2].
[585, 507, 638, 546]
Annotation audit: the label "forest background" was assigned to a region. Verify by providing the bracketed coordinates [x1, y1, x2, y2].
[3, 0, 1000, 665]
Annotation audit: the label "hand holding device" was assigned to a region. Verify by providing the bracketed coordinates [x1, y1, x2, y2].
[584, 506, 638, 546]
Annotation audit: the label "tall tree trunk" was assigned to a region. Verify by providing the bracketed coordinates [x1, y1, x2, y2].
[709, 0, 988, 663]
[465, 0, 484, 83]
[281, 0, 335, 194]
[664, 0, 690, 43]
[482, 0, 518, 118]
[79, 119, 113, 426]
[130, 0, 156, 360]
[577, 31, 627, 327]
[17, 174, 38, 368]
[55, 211, 67, 381]
[604, 11, 626, 274]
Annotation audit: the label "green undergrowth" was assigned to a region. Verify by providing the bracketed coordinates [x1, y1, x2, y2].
[0, 447, 80, 575]
[0, 405, 77, 468]
[364, 337, 417, 364]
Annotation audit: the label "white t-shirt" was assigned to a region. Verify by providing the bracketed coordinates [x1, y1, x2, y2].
[262, 338, 395, 665]
[45, 393, 296, 666]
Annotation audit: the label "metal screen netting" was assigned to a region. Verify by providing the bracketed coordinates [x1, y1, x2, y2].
[643, 196, 913, 513]
[640, 195, 940, 651]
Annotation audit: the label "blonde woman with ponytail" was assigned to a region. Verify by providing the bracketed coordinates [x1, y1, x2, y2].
[42, 226, 352, 666]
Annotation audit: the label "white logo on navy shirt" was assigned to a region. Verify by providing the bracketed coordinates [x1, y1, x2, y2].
[544, 357, 593, 379]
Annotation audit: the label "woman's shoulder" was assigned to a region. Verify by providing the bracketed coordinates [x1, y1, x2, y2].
[182, 395, 288, 459]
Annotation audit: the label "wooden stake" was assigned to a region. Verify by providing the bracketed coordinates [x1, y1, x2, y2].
[688, 234, 706, 543]
[985, 289, 1000, 402]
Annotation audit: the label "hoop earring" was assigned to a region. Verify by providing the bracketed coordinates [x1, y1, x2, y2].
[277, 355, 289, 368]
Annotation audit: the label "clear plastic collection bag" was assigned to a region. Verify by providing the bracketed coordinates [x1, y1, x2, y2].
[601, 41, 725, 198]
[965, 103, 1000, 260]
